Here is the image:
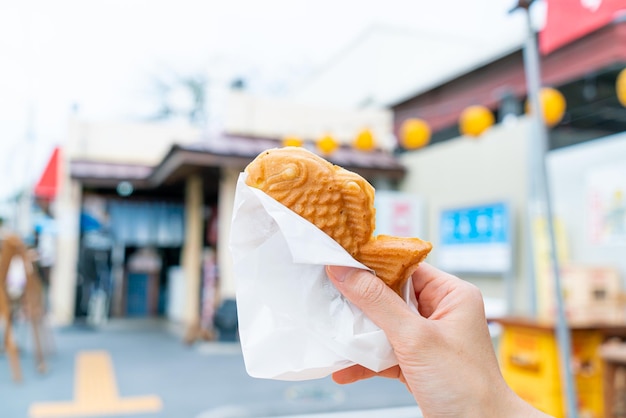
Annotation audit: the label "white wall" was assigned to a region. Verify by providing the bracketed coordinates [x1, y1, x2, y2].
[66, 118, 202, 164]
[217, 167, 240, 300]
[548, 132, 626, 285]
[49, 179, 82, 325]
[399, 119, 531, 314]
[223, 92, 395, 150]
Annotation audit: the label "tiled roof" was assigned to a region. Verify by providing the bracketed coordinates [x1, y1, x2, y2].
[71, 135, 406, 188]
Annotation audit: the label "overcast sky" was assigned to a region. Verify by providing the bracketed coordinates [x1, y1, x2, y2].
[0, 0, 535, 199]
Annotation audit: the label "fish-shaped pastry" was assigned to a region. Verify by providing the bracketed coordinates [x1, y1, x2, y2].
[244, 146, 432, 295]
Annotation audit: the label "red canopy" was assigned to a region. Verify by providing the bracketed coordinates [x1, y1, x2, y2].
[34, 147, 61, 200]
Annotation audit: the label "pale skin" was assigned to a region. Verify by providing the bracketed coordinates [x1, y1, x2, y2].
[325, 263, 553, 418]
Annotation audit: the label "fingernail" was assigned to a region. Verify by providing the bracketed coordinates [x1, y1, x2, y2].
[326, 265, 354, 282]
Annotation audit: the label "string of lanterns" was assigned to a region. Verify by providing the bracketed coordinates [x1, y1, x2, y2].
[617, 68, 626, 107]
[459, 105, 495, 138]
[353, 128, 376, 151]
[282, 136, 304, 148]
[282, 74, 626, 154]
[281, 129, 375, 154]
[316, 133, 340, 154]
[525, 87, 566, 128]
[400, 86, 568, 150]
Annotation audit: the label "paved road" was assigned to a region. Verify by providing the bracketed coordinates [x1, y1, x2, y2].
[0, 319, 419, 418]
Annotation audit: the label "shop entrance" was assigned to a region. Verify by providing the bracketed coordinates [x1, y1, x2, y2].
[122, 246, 180, 318]
[75, 197, 186, 323]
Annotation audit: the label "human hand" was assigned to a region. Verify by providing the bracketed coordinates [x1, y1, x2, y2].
[325, 263, 551, 418]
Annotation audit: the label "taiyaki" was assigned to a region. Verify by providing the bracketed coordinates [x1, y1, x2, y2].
[244, 147, 432, 295]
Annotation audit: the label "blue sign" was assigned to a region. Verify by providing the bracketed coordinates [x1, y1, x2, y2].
[440, 202, 509, 245]
[438, 202, 512, 274]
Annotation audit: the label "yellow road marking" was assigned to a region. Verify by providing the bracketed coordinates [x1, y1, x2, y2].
[29, 350, 163, 417]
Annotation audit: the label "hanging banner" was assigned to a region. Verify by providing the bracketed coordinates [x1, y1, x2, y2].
[438, 202, 512, 274]
[540, 0, 626, 55]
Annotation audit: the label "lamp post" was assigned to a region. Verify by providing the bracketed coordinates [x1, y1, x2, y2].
[511, 1, 578, 416]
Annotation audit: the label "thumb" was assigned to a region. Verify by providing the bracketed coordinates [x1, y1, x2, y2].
[326, 265, 416, 335]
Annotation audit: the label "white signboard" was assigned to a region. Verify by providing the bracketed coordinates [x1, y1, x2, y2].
[374, 191, 424, 239]
[438, 202, 512, 274]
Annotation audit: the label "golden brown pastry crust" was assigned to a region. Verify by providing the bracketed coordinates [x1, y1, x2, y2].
[245, 147, 432, 295]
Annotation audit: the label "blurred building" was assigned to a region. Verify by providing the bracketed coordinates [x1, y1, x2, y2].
[389, 16, 626, 317]
[47, 8, 626, 335]
[50, 94, 405, 334]
[52, 120, 201, 326]
[282, 10, 626, 319]
[277, 10, 626, 416]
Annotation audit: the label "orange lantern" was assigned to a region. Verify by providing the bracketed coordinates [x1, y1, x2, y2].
[282, 136, 303, 147]
[616, 68, 626, 107]
[459, 105, 495, 137]
[526, 87, 566, 127]
[400, 118, 431, 150]
[317, 133, 339, 154]
[353, 128, 376, 151]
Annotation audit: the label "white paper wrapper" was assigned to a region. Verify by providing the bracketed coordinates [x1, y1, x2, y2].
[230, 173, 416, 381]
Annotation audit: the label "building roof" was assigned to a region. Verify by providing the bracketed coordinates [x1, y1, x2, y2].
[392, 20, 626, 148]
[70, 160, 153, 187]
[150, 135, 406, 186]
[71, 135, 406, 193]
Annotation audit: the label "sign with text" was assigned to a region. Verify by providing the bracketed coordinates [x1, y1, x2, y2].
[374, 191, 424, 239]
[438, 202, 512, 274]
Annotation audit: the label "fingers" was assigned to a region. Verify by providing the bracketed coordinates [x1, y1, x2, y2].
[411, 262, 485, 320]
[332, 364, 377, 384]
[326, 265, 417, 334]
[332, 364, 403, 384]
[410, 262, 456, 295]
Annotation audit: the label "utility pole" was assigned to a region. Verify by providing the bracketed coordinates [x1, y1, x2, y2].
[511, 1, 579, 416]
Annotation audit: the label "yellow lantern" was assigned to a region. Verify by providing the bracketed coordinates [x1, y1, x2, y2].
[616, 68, 626, 107]
[282, 136, 303, 147]
[400, 118, 431, 150]
[459, 105, 495, 137]
[317, 133, 339, 154]
[540, 87, 566, 127]
[353, 128, 376, 151]
[526, 87, 566, 127]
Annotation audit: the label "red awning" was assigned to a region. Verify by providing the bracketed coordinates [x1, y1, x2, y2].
[34, 147, 61, 200]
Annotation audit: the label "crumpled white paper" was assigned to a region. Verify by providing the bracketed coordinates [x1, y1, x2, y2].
[229, 172, 416, 381]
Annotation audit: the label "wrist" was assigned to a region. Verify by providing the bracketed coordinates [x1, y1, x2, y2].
[497, 386, 553, 418]
[464, 376, 553, 418]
